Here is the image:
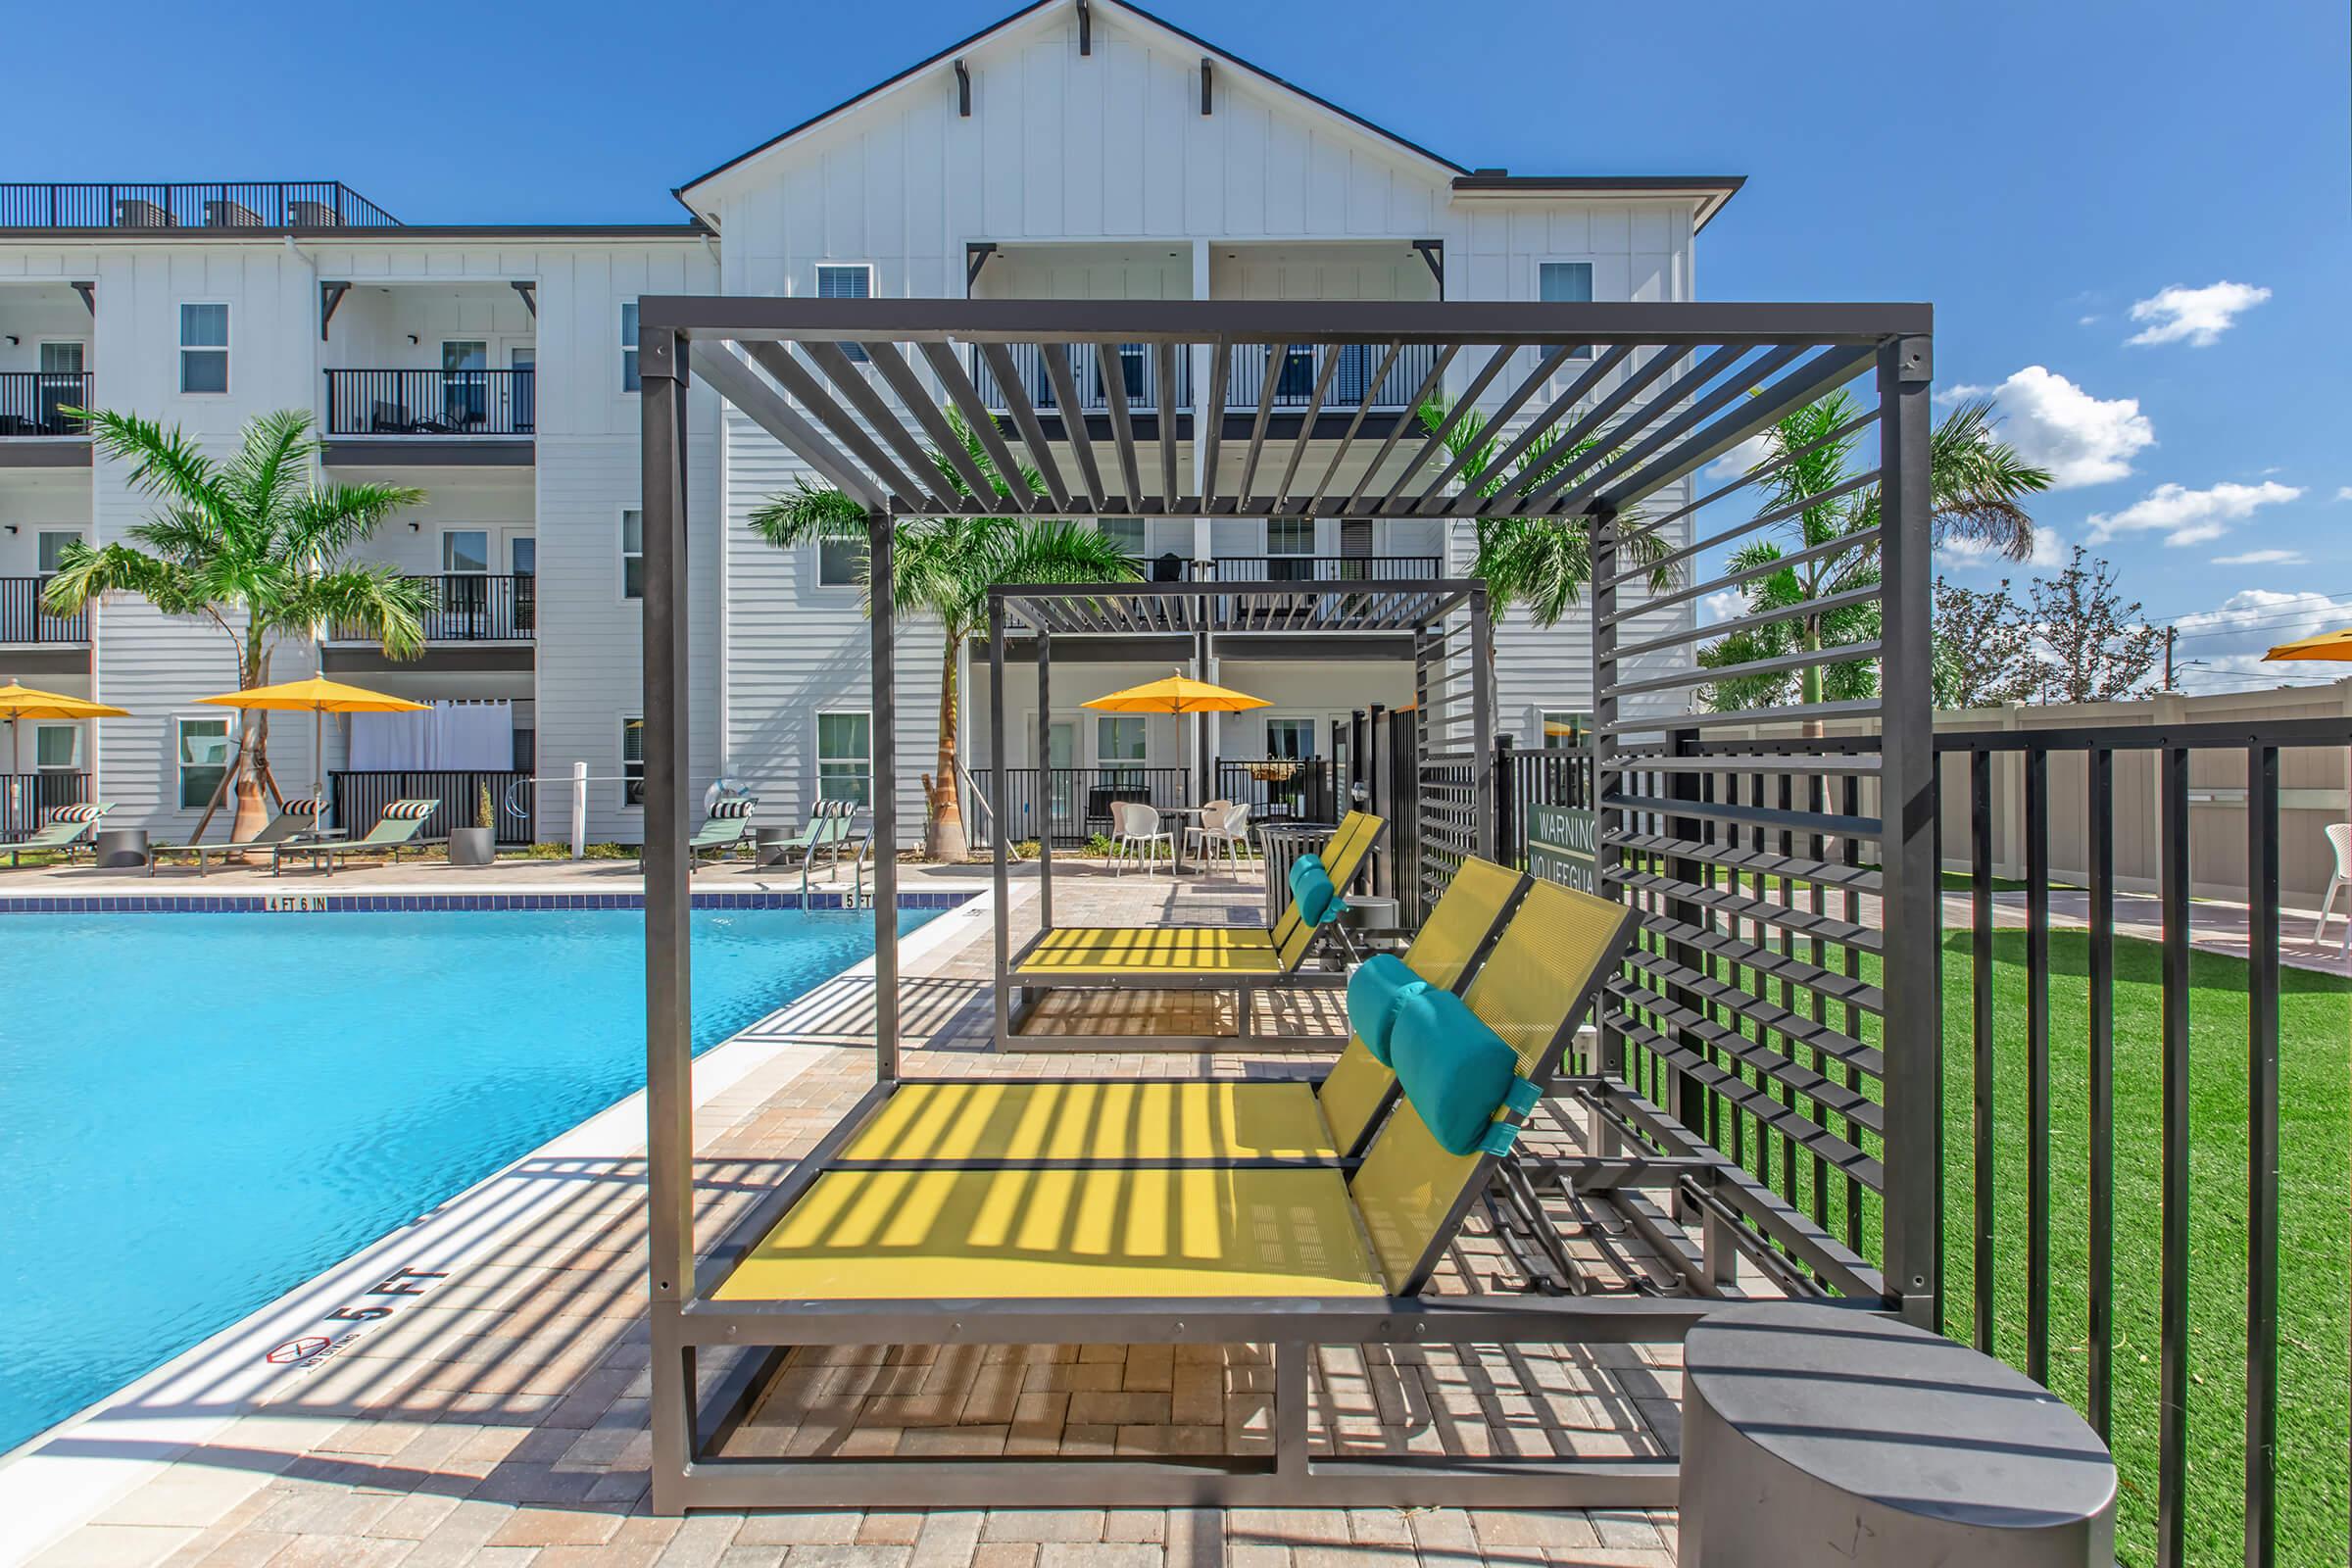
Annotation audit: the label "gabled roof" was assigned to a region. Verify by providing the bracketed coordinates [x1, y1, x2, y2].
[673, 0, 1741, 228]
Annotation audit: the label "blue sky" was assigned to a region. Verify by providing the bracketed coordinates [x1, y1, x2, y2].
[14, 0, 2348, 690]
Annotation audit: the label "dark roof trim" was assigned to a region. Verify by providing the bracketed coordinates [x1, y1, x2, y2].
[674, 0, 1470, 204]
[0, 222, 710, 242]
[1451, 173, 1747, 229]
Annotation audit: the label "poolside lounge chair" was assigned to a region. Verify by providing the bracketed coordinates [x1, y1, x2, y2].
[846, 858, 1531, 1167]
[5, 802, 112, 867]
[271, 799, 438, 876]
[686, 798, 760, 869]
[997, 809, 1387, 1050]
[761, 799, 861, 876]
[148, 798, 319, 876]
[693, 876, 1644, 1507]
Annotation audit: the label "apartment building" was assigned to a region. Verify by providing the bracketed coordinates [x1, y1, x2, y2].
[0, 0, 1735, 849]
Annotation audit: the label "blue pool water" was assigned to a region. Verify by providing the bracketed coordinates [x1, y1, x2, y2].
[0, 904, 937, 1454]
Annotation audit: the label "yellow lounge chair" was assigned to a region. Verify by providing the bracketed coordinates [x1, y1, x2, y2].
[839, 857, 1532, 1167]
[997, 809, 1388, 1051]
[691, 877, 1653, 1508]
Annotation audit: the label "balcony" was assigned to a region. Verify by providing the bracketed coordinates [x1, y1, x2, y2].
[0, 372, 93, 466]
[325, 369, 534, 439]
[0, 578, 88, 645]
[966, 341, 1436, 424]
[1197, 555, 1443, 583]
[0, 182, 397, 231]
[328, 574, 534, 644]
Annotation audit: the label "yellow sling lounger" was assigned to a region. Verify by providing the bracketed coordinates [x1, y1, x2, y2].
[837, 858, 1533, 1168]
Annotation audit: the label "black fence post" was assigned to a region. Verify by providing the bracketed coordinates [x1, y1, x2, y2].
[1494, 734, 1517, 867]
[1663, 725, 1709, 1135]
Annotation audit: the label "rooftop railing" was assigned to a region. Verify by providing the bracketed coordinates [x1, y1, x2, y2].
[0, 182, 398, 229]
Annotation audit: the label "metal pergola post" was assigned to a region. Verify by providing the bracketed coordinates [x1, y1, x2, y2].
[869, 508, 900, 1083]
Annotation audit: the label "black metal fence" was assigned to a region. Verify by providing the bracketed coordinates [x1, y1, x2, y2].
[0, 371, 92, 436]
[328, 574, 534, 642]
[0, 577, 88, 643]
[1210, 759, 1347, 824]
[1221, 340, 1437, 411]
[1494, 737, 1593, 866]
[324, 369, 535, 436]
[328, 768, 531, 844]
[0, 182, 398, 229]
[966, 765, 1189, 848]
[1, 771, 88, 841]
[967, 342, 1193, 415]
[1196, 555, 1442, 584]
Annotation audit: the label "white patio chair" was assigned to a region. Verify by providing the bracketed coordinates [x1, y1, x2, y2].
[1114, 801, 1171, 878]
[2317, 823, 2352, 956]
[1103, 799, 1133, 872]
[1187, 799, 1250, 875]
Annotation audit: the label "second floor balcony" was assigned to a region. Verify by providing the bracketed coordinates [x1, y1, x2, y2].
[0, 372, 92, 439]
[0, 577, 88, 645]
[965, 341, 1436, 418]
[324, 369, 534, 440]
[328, 573, 534, 644]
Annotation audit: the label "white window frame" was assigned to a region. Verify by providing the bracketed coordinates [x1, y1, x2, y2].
[173, 712, 235, 810]
[620, 507, 645, 603]
[815, 264, 875, 361]
[620, 713, 645, 808]
[1099, 517, 1147, 561]
[815, 709, 873, 806]
[1535, 260, 1595, 360]
[814, 531, 865, 590]
[177, 302, 230, 395]
[35, 529, 82, 575]
[441, 528, 492, 576]
[1263, 715, 1320, 760]
[30, 721, 80, 772]
[1538, 708, 1591, 750]
[36, 340, 86, 374]
[620, 301, 641, 393]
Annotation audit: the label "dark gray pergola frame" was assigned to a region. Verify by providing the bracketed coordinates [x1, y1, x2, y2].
[635, 297, 1939, 1514]
[984, 574, 1492, 1053]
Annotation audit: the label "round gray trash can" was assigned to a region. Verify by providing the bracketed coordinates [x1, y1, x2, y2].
[93, 827, 150, 868]
[1680, 1303, 2114, 1567]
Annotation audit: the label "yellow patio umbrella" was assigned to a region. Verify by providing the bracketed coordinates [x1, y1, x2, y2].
[2262, 626, 2352, 662]
[0, 680, 128, 822]
[196, 675, 429, 814]
[1081, 670, 1271, 715]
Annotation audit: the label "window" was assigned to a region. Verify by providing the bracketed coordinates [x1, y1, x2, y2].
[620, 509, 644, 600]
[32, 723, 78, 772]
[1265, 718, 1317, 760]
[38, 342, 82, 374]
[817, 265, 873, 362]
[36, 530, 81, 574]
[1097, 714, 1147, 787]
[178, 303, 228, 393]
[817, 711, 871, 806]
[1540, 710, 1590, 750]
[442, 530, 490, 574]
[1539, 263, 1593, 359]
[620, 715, 645, 807]
[1266, 516, 1315, 582]
[620, 302, 641, 392]
[1099, 518, 1146, 560]
[441, 340, 488, 425]
[175, 715, 232, 809]
[817, 535, 865, 587]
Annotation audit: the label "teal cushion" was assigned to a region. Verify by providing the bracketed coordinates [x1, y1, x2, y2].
[1290, 857, 1345, 926]
[1389, 987, 1540, 1156]
[1346, 954, 1427, 1066]
[1286, 851, 1327, 905]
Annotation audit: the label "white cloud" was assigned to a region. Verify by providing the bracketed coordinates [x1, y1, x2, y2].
[2077, 314, 2101, 326]
[2126, 281, 2271, 347]
[2212, 548, 2307, 566]
[2337, 486, 2352, 503]
[1939, 524, 2066, 570]
[2166, 589, 2352, 695]
[1701, 589, 1746, 624]
[1942, 366, 2154, 489]
[2084, 480, 2302, 547]
[1704, 431, 1775, 481]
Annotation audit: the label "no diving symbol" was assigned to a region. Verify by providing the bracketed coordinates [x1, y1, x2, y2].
[265, 1336, 331, 1365]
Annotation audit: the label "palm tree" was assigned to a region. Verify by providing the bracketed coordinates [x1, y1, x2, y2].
[750, 409, 1140, 861]
[43, 409, 431, 840]
[1696, 392, 2052, 724]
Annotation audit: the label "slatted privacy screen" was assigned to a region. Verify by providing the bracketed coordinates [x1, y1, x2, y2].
[1588, 333, 1939, 1325]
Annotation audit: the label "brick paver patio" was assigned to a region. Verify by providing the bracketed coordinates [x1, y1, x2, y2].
[6, 861, 1684, 1568]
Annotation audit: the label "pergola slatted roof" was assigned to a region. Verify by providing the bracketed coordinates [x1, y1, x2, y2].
[997, 577, 1475, 637]
[643, 298, 1928, 521]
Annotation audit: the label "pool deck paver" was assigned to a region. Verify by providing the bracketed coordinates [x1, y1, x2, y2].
[3, 861, 1683, 1568]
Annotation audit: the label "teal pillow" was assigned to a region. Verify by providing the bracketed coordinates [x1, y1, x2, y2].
[1289, 856, 1346, 926]
[1389, 986, 1541, 1156]
[1346, 954, 1427, 1066]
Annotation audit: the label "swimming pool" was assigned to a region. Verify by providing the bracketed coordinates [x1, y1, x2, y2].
[0, 901, 939, 1455]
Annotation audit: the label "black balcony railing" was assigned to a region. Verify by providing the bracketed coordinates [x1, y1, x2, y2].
[0, 577, 87, 644]
[0, 372, 92, 437]
[328, 769, 531, 844]
[330, 574, 533, 642]
[1197, 555, 1443, 584]
[0, 182, 398, 230]
[966, 343, 1192, 415]
[1, 771, 89, 842]
[1223, 340, 1437, 411]
[324, 369, 535, 437]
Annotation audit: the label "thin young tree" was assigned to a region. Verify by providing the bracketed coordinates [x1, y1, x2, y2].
[750, 408, 1139, 861]
[1932, 577, 2036, 709]
[2024, 546, 2165, 704]
[42, 409, 430, 841]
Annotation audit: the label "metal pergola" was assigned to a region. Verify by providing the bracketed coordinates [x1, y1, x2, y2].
[984, 574, 1493, 1051]
[634, 297, 1940, 1513]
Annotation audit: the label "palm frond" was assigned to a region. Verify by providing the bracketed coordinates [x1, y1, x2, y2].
[286, 481, 429, 561]
[40, 541, 198, 618]
[79, 408, 224, 516]
[747, 477, 869, 549]
[291, 566, 435, 659]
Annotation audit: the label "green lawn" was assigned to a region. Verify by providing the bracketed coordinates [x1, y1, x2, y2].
[1937, 930, 2350, 1565]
